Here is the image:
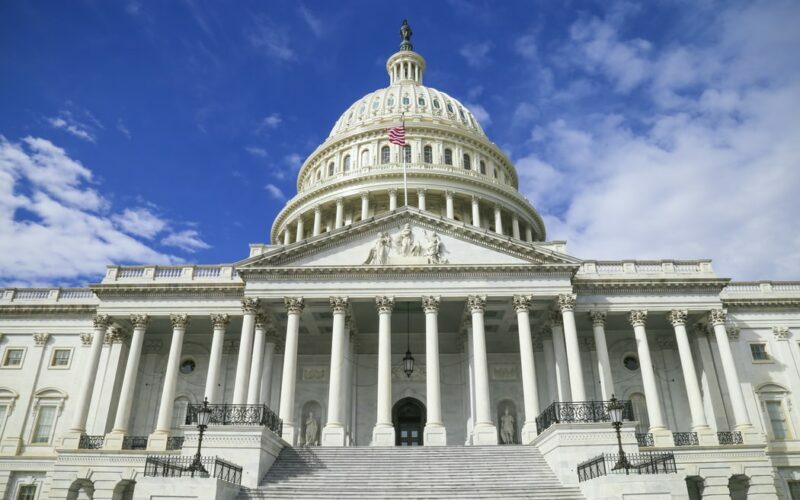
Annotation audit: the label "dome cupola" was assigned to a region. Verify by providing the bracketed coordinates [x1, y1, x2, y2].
[387, 20, 426, 86]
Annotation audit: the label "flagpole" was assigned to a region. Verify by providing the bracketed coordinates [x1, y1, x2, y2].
[402, 113, 408, 207]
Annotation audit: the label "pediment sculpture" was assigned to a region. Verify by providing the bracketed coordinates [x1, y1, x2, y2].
[363, 224, 448, 265]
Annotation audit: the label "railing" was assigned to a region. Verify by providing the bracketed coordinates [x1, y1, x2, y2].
[635, 433, 654, 447]
[14, 289, 51, 300]
[577, 452, 677, 482]
[166, 436, 184, 450]
[118, 268, 146, 278]
[78, 434, 105, 449]
[672, 432, 699, 446]
[717, 431, 743, 445]
[122, 436, 148, 450]
[185, 403, 283, 436]
[535, 400, 634, 434]
[154, 267, 183, 278]
[144, 455, 242, 485]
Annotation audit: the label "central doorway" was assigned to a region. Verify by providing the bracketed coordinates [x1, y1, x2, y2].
[393, 397, 426, 446]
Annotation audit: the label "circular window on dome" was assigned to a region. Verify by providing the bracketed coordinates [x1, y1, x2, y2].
[623, 355, 639, 371]
[180, 358, 196, 375]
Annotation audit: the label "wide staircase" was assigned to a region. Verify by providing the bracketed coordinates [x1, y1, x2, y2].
[238, 445, 585, 499]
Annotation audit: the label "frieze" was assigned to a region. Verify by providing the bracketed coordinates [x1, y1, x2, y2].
[392, 363, 426, 382]
[773, 326, 790, 340]
[302, 366, 327, 382]
[726, 324, 741, 340]
[363, 224, 447, 265]
[80, 333, 93, 346]
[490, 365, 519, 381]
[32, 333, 50, 345]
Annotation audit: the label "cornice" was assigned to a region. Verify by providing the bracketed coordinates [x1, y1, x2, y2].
[0, 304, 98, 315]
[90, 282, 244, 299]
[723, 298, 800, 309]
[239, 264, 576, 280]
[573, 278, 729, 293]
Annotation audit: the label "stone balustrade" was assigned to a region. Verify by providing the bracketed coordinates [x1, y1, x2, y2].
[578, 260, 714, 277]
[1, 287, 98, 303]
[102, 265, 242, 284]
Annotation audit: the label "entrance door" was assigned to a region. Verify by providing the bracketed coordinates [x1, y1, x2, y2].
[393, 397, 426, 446]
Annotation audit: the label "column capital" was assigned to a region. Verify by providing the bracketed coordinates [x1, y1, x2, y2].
[105, 326, 129, 344]
[628, 310, 648, 327]
[93, 314, 112, 330]
[336, 197, 344, 205]
[445, 190, 454, 199]
[667, 309, 688, 327]
[727, 324, 741, 339]
[33, 332, 50, 346]
[493, 204, 501, 212]
[241, 297, 261, 314]
[557, 293, 576, 312]
[692, 321, 710, 336]
[254, 312, 269, 329]
[708, 308, 727, 326]
[330, 296, 350, 313]
[421, 295, 440, 313]
[360, 191, 369, 200]
[130, 314, 150, 329]
[284, 297, 305, 314]
[388, 188, 398, 195]
[314, 205, 322, 214]
[169, 314, 191, 330]
[417, 188, 426, 196]
[375, 296, 395, 313]
[467, 295, 486, 313]
[589, 311, 607, 326]
[210, 313, 230, 329]
[512, 294, 532, 313]
[471, 195, 480, 204]
[773, 326, 790, 341]
[548, 309, 563, 327]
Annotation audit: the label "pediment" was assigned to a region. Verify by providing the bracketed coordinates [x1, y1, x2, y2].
[238, 208, 581, 272]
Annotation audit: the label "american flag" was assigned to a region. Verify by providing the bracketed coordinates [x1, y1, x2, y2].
[387, 125, 405, 146]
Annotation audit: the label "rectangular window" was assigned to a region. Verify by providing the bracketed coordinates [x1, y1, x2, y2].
[766, 401, 788, 440]
[50, 349, 71, 367]
[17, 485, 36, 500]
[32, 406, 56, 444]
[3, 348, 24, 367]
[788, 481, 800, 500]
[750, 343, 769, 361]
[0, 404, 7, 438]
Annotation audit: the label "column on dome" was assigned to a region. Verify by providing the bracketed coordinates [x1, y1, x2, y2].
[233, 298, 259, 405]
[511, 214, 521, 240]
[667, 310, 716, 445]
[389, 189, 398, 211]
[627, 310, 671, 444]
[206, 313, 230, 403]
[445, 191, 454, 219]
[335, 198, 344, 228]
[525, 225, 533, 243]
[468, 295, 498, 445]
[372, 296, 395, 446]
[558, 294, 586, 402]
[313, 206, 322, 236]
[708, 309, 755, 438]
[247, 313, 269, 404]
[589, 312, 614, 400]
[148, 314, 190, 450]
[323, 297, 349, 446]
[361, 192, 369, 220]
[283, 228, 291, 245]
[295, 217, 304, 243]
[471, 197, 481, 228]
[105, 314, 148, 449]
[417, 189, 426, 211]
[513, 295, 540, 444]
[549, 312, 571, 402]
[63, 314, 112, 448]
[493, 205, 503, 235]
[279, 297, 304, 445]
[422, 296, 446, 445]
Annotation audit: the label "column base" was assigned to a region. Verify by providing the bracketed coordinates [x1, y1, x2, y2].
[371, 424, 395, 446]
[104, 430, 126, 450]
[321, 424, 346, 447]
[521, 422, 538, 445]
[282, 423, 298, 447]
[60, 430, 84, 450]
[147, 430, 170, 451]
[472, 422, 498, 445]
[0, 436, 22, 455]
[650, 427, 674, 447]
[423, 424, 447, 446]
[691, 426, 718, 446]
[735, 424, 765, 445]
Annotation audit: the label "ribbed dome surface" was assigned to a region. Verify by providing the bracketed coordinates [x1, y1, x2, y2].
[328, 83, 486, 139]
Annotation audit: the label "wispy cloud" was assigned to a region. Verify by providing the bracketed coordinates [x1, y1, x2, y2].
[464, 102, 491, 127]
[116, 118, 131, 139]
[245, 146, 268, 157]
[298, 4, 324, 37]
[460, 41, 493, 68]
[47, 109, 101, 143]
[247, 15, 295, 61]
[161, 229, 210, 253]
[260, 113, 282, 129]
[112, 207, 167, 239]
[264, 183, 286, 200]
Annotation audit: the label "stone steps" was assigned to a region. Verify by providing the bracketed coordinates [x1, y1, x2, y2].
[237, 445, 584, 499]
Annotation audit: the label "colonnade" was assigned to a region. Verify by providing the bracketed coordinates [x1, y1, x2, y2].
[66, 295, 754, 450]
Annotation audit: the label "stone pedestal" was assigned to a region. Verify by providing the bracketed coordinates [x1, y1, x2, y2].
[103, 430, 126, 450]
[59, 431, 83, 450]
[521, 422, 538, 445]
[321, 425, 346, 447]
[281, 423, 298, 447]
[696, 426, 718, 446]
[147, 430, 170, 452]
[651, 428, 674, 447]
[472, 422, 498, 445]
[738, 425, 766, 445]
[0, 437, 22, 455]
[372, 424, 395, 447]
[424, 424, 447, 446]
[135, 477, 241, 500]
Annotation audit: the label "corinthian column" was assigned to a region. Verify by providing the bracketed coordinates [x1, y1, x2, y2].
[445, 191, 454, 219]
[469, 295, 498, 445]
[471, 197, 481, 228]
[105, 314, 148, 449]
[513, 295, 540, 444]
[247, 313, 268, 404]
[361, 193, 369, 220]
[323, 297, 349, 446]
[149, 314, 190, 450]
[628, 310, 669, 442]
[233, 298, 259, 405]
[709, 309, 753, 434]
[422, 296, 446, 445]
[549, 312, 571, 401]
[389, 189, 398, 211]
[279, 297, 304, 445]
[335, 198, 344, 228]
[63, 314, 111, 448]
[589, 312, 614, 400]
[312, 206, 322, 236]
[372, 296, 395, 446]
[205, 313, 230, 404]
[558, 294, 586, 402]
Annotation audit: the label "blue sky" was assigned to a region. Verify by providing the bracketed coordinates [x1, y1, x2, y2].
[1, 0, 798, 286]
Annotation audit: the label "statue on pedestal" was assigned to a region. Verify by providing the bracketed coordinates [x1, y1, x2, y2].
[305, 411, 319, 446]
[500, 407, 515, 444]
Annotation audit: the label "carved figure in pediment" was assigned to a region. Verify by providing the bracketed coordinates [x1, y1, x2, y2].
[424, 231, 447, 264]
[500, 407, 515, 444]
[364, 232, 392, 265]
[304, 411, 319, 446]
[395, 223, 422, 257]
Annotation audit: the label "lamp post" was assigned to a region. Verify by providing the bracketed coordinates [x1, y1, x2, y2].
[608, 395, 630, 472]
[188, 397, 212, 476]
[403, 303, 414, 378]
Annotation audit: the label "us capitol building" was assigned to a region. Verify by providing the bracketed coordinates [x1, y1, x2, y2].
[1, 22, 799, 500]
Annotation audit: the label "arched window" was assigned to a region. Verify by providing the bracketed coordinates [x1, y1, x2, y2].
[480, 160, 486, 174]
[403, 145, 412, 163]
[423, 145, 433, 163]
[402, 96, 410, 105]
[758, 383, 793, 440]
[328, 162, 335, 176]
[418, 96, 425, 106]
[381, 146, 390, 164]
[372, 99, 380, 110]
[387, 96, 395, 107]
[433, 98, 440, 109]
[463, 153, 471, 170]
[343, 155, 351, 172]
[360, 149, 370, 167]
[444, 149, 453, 165]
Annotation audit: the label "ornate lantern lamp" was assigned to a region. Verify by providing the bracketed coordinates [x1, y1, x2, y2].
[188, 397, 212, 475]
[608, 395, 631, 472]
[403, 303, 414, 377]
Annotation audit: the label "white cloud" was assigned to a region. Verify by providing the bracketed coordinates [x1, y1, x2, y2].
[0, 136, 187, 285]
[515, 34, 538, 60]
[245, 146, 268, 157]
[284, 153, 303, 169]
[460, 41, 493, 68]
[464, 102, 492, 127]
[161, 229, 210, 253]
[298, 4, 324, 37]
[260, 113, 282, 129]
[264, 183, 286, 200]
[112, 207, 167, 239]
[47, 113, 97, 143]
[117, 119, 131, 139]
[248, 16, 295, 61]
